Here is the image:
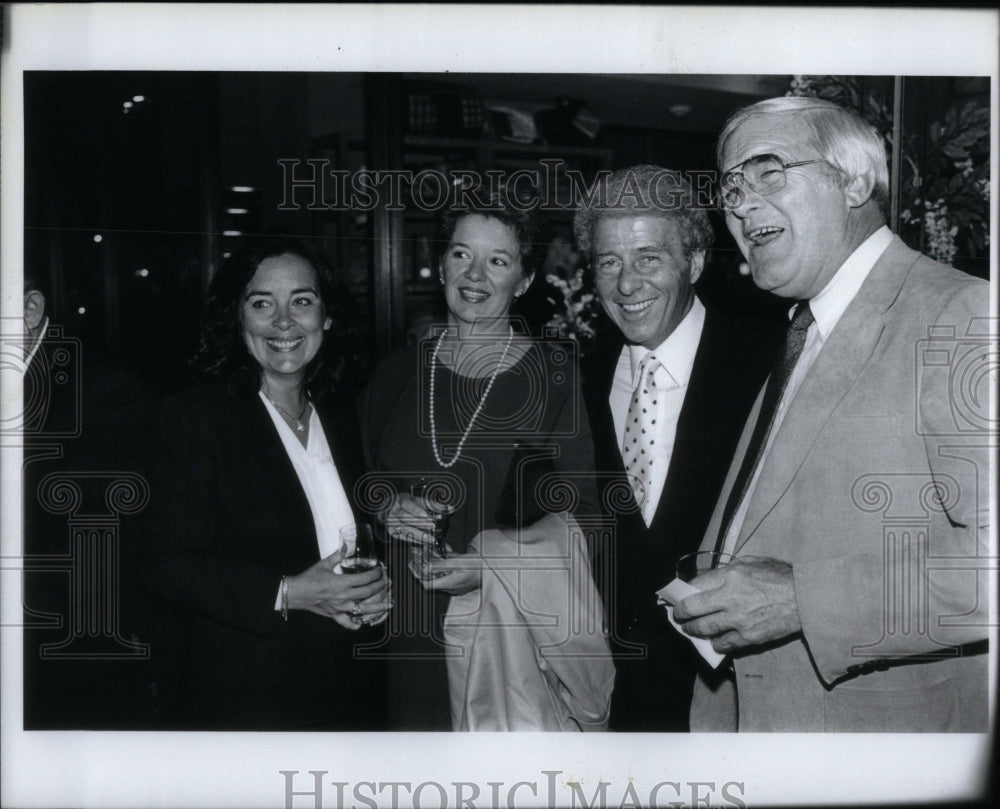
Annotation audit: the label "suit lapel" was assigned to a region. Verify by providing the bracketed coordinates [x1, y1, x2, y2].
[315, 395, 365, 523]
[245, 394, 321, 566]
[583, 335, 630, 480]
[736, 238, 917, 551]
[652, 309, 722, 532]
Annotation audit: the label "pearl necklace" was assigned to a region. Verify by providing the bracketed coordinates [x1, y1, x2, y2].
[429, 326, 513, 468]
[266, 391, 309, 432]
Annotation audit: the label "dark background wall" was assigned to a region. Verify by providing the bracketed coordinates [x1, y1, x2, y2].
[23, 72, 989, 395]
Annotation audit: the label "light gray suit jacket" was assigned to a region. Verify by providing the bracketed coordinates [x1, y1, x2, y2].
[691, 236, 990, 732]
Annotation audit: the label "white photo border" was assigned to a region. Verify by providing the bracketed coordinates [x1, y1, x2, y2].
[1, 4, 996, 808]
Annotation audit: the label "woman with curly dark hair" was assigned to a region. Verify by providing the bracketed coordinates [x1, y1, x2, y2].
[143, 236, 390, 730]
[363, 184, 614, 731]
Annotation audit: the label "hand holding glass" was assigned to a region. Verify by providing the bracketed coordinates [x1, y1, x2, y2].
[340, 524, 379, 574]
[409, 479, 455, 557]
[676, 551, 735, 584]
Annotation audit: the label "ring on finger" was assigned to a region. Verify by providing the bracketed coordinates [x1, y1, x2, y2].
[351, 601, 362, 617]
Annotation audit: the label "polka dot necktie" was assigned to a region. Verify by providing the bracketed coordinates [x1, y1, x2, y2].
[622, 353, 661, 513]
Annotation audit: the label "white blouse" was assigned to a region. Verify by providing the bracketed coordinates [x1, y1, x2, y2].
[260, 392, 356, 607]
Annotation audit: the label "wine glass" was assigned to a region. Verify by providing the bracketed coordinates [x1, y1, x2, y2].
[409, 478, 455, 558]
[339, 523, 379, 574]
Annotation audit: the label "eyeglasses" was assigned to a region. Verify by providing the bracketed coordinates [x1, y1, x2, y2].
[716, 154, 826, 211]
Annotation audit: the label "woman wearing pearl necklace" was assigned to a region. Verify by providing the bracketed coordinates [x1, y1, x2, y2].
[363, 186, 614, 731]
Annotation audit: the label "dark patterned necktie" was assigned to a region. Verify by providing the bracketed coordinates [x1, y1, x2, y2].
[714, 301, 815, 556]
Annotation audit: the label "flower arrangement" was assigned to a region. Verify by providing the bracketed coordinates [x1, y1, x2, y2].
[542, 236, 602, 354]
[788, 75, 989, 269]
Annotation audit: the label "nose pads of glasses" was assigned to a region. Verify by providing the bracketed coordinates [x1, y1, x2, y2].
[717, 182, 752, 212]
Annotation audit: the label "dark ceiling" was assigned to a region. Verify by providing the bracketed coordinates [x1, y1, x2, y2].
[411, 73, 794, 133]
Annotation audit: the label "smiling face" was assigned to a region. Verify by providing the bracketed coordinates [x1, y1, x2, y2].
[440, 214, 533, 332]
[720, 115, 859, 300]
[239, 253, 332, 387]
[592, 215, 704, 350]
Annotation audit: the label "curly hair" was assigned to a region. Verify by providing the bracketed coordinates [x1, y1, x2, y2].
[435, 177, 547, 280]
[572, 165, 714, 262]
[192, 236, 355, 400]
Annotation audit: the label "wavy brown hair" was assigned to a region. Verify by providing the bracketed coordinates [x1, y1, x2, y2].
[192, 236, 357, 400]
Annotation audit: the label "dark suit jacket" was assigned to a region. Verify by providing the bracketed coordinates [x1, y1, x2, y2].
[582, 302, 780, 731]
[22, 328, 155, 729]
[142, 384, 385, 730]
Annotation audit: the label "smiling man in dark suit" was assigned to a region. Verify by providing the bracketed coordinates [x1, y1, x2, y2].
[575, 165, 780, 731]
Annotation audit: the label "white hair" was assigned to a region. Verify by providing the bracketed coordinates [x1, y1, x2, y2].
[718, 96, 890, 215]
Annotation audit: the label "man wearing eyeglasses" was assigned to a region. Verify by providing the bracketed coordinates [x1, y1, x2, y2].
[672, 97, 989, 731]
[574, 165, 781, 730]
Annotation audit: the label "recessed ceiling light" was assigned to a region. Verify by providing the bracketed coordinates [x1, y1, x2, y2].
[93, 234, 103, 243]
[225, 208, 248, 215]
[222, 230, 242, 237]
[133, 95, 145, 103]
[230, 185, 255, 193]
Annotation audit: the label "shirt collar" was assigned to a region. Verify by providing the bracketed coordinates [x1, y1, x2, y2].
[627, 296, 706, 389]
[24, 316, 49, 368]
[804, 225, 892, 338]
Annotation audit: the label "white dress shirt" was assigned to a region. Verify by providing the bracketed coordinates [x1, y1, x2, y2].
[720, 225, 893, 555]
[24, 316, 49, 368]
[260, 392, 356, 607]
[610, 296, 706, 526]
[8, 316, 50, 432]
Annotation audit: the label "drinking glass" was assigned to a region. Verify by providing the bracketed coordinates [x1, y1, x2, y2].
[675, 551, 735, 583]
[339, 523, 379, 574]
[409, 479, 455, 557]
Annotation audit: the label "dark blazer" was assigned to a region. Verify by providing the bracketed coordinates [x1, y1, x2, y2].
[582, 301, 781, 731]
[142, 384, 385, 730]
[22, 329, 155, 729]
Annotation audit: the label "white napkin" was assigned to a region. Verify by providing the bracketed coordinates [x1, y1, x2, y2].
[655, 578, 727, 669]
